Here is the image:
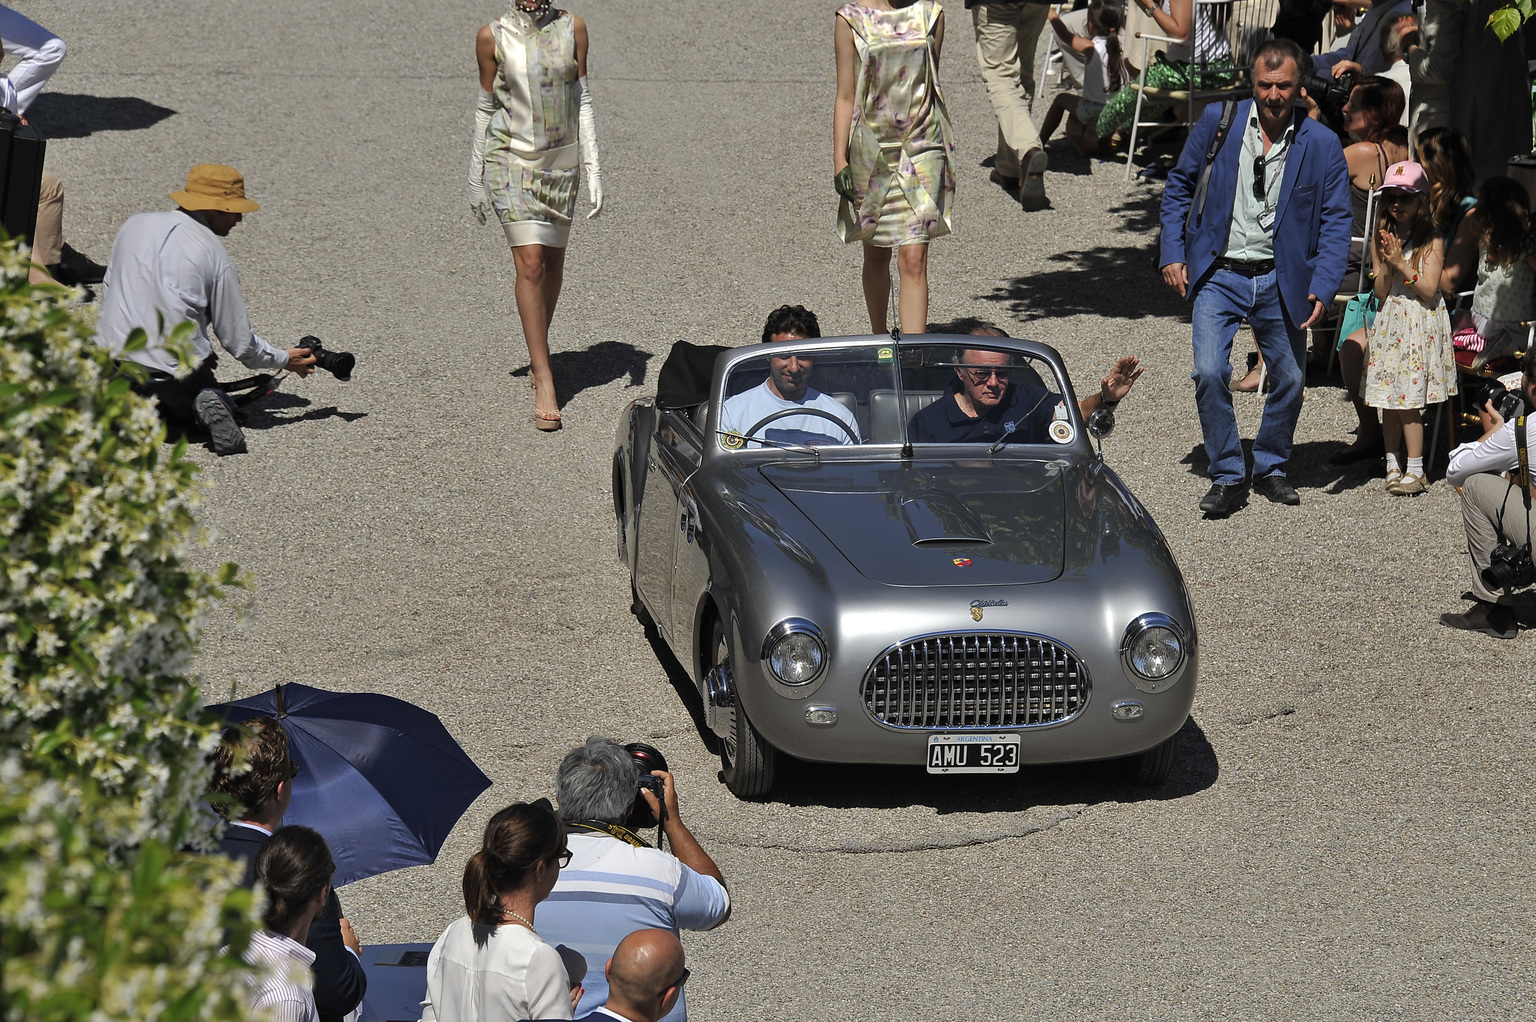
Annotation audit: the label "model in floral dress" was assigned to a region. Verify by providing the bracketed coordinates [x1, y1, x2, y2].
[834, 0, 956, 336]
[470, 0, 603, 430]
[1362, 162, 1455, 495]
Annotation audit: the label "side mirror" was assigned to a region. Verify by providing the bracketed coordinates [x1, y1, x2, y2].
[1087, 407, 1115, 461]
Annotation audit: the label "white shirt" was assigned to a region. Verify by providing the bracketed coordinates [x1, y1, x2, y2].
[717, 381, 861, 448]
[239, 930, 319, 1022]
[95, 210, 290, 376]
[1382, 60, 1412, 125]
[1447, 417, 1527, 487]
[419, 916, 573, 1022]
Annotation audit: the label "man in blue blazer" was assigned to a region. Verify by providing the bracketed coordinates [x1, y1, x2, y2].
[1160, 37, 1351, 516]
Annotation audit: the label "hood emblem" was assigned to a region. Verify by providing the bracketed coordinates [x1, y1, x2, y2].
[952, 557, 972, 567]
[970, 598, 1008, 621]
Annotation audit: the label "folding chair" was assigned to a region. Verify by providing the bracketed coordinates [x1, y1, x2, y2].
[1322, 185, 1378, 379]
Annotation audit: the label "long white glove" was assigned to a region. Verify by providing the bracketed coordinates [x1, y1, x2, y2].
[469, 88, 496, 225]
[577, 76, 603, 218]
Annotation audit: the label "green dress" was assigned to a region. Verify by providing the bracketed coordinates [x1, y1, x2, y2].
[837, 1, 956, 248]
[483, 9, 581, 248]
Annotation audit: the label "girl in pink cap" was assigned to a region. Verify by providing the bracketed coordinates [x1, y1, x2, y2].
[1361, 160, 1457, 495]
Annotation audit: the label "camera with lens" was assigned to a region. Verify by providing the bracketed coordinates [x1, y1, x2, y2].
[1482, 540, 1536, 592]
[1303, 68, 1357, 131]
[625, 742, 668, 829]
[1471, 379, 1528, 422]
[298, 334, 356, 381]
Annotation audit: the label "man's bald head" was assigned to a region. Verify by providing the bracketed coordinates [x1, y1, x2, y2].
[606, 929, 688, 1022]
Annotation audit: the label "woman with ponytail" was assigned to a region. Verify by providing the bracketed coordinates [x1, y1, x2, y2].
[241, 826, 337, 1022]
[1040, 0, 1128, 156]
[421, 800, 576, 1021]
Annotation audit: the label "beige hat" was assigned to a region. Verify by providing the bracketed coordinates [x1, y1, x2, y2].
[170, 164, 260, 213]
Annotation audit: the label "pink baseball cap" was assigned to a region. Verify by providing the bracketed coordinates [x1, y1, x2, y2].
[1381, 161, 1428, 193]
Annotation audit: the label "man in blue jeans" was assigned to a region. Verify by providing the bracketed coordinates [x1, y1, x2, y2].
[1159, 37, 1351, 517]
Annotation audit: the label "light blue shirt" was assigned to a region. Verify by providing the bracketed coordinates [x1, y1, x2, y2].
[1222, 114, 1294, 261]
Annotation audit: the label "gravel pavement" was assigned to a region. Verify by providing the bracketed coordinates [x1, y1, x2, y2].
[25, 1, 1535, 1017]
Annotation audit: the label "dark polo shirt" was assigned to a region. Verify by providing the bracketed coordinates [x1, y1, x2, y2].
[908, 379, 1063, 444]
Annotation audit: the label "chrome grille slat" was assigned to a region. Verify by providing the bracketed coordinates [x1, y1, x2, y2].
[862, 632, 1088, 730]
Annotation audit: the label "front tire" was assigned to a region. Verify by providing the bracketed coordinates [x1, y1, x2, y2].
[1125, 730, 1180, 786]
[709, 619, 777, 799]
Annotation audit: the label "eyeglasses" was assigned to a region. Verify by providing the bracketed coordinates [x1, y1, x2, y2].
[964, 367, 1012, 384]
[670, 967, 691, 991]
[551, 848, 573, 868]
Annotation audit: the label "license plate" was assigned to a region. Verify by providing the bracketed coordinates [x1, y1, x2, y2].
[926, 734, 1020, 774]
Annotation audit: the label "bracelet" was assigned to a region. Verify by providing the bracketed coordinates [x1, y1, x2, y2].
[1406, 272, 1419, 285]
[1100, 396, 1120, 407]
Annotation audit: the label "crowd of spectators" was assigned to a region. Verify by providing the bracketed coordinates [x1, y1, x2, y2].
[210, 727, 722, 1022]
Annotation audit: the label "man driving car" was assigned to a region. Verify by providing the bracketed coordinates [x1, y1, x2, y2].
[909, 330, 1141, 444]
[717, 305, 861, 448]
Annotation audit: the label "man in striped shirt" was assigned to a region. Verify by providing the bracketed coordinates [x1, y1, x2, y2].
[539, 738, 730, 1022]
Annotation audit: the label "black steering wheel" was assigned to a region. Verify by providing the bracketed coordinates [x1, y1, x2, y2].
[744, 406, 859, 445]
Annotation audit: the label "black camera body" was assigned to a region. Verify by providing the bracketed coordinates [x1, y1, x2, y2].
[1304, 68, 1357, 130]
[298, 334, 356, 381]
[1472, 379, 1528, 422]
[1483, 540, 1536, 592]
[625, 742, 668, 829]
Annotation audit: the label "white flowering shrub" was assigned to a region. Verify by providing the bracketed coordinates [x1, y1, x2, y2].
[0, 244, 259, 1020]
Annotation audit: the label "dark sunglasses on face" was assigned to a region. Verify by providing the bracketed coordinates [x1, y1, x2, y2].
[671, 967, 691, 991]
[965, 367, 1011, 384]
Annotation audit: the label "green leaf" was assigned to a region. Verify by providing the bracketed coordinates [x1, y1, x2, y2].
[1489, 5, 1524, 40]
[216, 562, 241, 586]
[37, 387, 77, 407]
[122, 326, 149, 352]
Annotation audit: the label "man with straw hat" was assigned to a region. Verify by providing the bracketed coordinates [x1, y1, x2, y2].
[96, 164, 317, 455]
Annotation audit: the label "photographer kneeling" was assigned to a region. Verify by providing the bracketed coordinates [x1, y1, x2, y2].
[1441, 351, 1536, 639]
[539, 737, 729, 1022]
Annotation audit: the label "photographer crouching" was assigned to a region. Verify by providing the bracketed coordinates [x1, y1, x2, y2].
[539, 737, 729, 1022]
[1441, 351, 1536, 639]
[95, 164, 353, 456]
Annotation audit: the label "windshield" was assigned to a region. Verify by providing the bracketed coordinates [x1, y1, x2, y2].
[717, 344, 901, 450]
[899, 342, 1071, 447]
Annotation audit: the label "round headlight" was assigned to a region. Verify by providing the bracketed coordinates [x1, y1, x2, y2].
[1121, 614, 1187, 693]
[762, 619, 826, 686]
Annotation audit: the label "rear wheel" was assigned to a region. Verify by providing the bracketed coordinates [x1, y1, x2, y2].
[708, 619, 777, 799]
[1125, 730, 1180, 786]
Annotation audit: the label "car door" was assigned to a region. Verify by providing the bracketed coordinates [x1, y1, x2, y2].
[633, 410, 701, 644]
[668, 417, 711, 669]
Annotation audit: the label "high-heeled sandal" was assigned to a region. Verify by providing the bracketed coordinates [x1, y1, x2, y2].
[1234, 352, 1267, 393]
[532, 379, 562, 432]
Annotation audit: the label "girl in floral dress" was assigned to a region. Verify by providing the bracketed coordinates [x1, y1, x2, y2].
[1363, 161, 1456, 496]
[833, 0, 957, 336]
[470, 0, 603, 431]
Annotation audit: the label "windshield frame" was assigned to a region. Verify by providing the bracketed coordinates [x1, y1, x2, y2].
[704, 334, 1090, 466]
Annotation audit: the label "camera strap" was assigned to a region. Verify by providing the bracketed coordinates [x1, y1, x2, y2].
[1518, 416, 1532, 511]
[569, 820, 651, 849]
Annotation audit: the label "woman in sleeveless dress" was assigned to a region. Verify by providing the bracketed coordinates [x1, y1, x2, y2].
[470, 0, 603, 431]
[833, 0, 956, 336]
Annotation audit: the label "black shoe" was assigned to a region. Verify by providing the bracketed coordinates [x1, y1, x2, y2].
[47, 243, 106, 286]
[1439, 601, 1518, 639]
[1253, 472, 1300, 505]
[194, 388, 247, 455]
[1199, 482, 1248, 517]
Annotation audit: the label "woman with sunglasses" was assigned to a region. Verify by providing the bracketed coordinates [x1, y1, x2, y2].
[422, 800, 577, 1020]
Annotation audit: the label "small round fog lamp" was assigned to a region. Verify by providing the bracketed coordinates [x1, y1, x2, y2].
[1121, 614, 1187, 693]
[762, 619, 827, 686]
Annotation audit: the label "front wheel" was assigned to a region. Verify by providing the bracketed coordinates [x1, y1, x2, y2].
[1124, 730, 1180, 786]
[709, 619, 777, 799]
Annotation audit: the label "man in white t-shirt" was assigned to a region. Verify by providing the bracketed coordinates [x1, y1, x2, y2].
[717, 304, 861, 448]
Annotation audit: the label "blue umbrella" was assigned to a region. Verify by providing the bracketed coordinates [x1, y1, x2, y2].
[207, 683, 493, 887]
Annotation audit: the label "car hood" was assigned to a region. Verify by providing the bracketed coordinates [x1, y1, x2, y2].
[759, 461, 1065, 587]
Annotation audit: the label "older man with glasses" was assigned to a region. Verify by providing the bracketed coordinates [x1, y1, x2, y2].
[583, 930, 690, 1022]
[909, 327, 1141, 444]
[1159, 37, 1351, 518]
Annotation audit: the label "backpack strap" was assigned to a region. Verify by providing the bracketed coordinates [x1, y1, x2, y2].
[1187, 99, 1238, 233]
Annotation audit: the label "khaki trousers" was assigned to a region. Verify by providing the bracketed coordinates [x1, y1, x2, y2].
[33, 170, 63, 265]
[973, 2, 1049, 178]
[1461, 471, 1535, 604]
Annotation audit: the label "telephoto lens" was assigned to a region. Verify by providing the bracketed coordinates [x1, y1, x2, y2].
[298, 334, 356, 381]
[625, 742, 668, 829]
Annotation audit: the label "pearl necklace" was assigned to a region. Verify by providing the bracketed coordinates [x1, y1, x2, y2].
[498, 906, 537, 933]
[514, 0, 553, 18]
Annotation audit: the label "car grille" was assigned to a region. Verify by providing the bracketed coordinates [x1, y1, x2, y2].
[862, 633, 1089, 729]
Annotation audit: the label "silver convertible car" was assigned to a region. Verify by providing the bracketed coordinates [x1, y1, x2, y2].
[612, 334, 1197, 799]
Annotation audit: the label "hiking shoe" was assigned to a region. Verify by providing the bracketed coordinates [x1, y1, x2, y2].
[1020, 148, 1048, 211]
[194, 388, 247, 455]
[48, 243, 106, 286]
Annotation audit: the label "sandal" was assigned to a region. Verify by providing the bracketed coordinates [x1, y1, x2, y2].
[532, 378, 562, 432]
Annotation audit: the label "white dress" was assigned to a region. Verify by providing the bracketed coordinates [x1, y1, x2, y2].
[419, 917, 573, 1022]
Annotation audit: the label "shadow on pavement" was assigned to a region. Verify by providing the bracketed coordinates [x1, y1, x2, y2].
[241, 391, 368, 430]
[510, 340, 652, 406]
[980, 193, 1181, 322]
[28, 93, 176, 138]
